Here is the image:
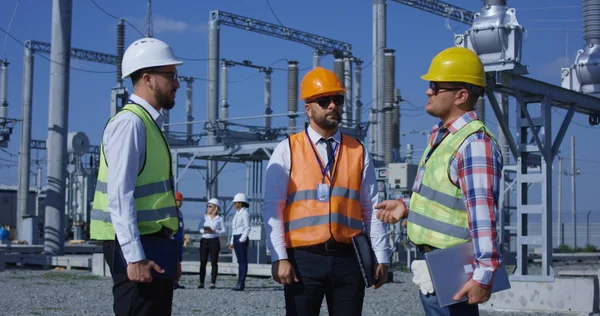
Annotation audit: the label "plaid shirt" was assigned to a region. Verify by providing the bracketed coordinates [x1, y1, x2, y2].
[402, 111, 503, 287]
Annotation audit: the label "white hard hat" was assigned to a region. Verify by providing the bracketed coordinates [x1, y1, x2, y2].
[121, 37, 183, 79]
[207, 198, 220, 208]
[232, 193, 248, 203]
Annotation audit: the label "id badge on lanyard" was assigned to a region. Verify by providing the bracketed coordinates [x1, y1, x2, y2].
[305, 129, 338, 203]
[317, 183, 330, 202]
[412, 166, 425, 193]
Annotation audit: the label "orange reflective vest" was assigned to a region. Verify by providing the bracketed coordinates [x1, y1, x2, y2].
[283, 131, 364, 248]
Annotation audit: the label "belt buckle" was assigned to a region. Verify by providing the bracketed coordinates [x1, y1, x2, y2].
[324, 240, 336, 252]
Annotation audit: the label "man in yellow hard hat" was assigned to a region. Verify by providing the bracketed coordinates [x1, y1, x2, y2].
[376, 47, 503, 315]
[262, 66, 390, 315]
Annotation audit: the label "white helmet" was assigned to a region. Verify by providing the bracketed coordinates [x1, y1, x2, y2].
[121, 37, 183, 79]
[232, 193, 248, 203]
[207, 198, 220, 208]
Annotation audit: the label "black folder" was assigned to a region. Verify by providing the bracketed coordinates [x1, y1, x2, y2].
[112, 235, 179, 280]
[351, 233, 376, 288]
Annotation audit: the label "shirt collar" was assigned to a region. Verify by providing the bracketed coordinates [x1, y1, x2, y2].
[431, 111, 479, 134]
[129, 94, 164, 128]
[306, 125, 341, 145]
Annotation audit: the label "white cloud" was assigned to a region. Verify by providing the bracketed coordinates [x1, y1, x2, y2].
[536, 55, 572, 80]
[126, 16, 206, 35]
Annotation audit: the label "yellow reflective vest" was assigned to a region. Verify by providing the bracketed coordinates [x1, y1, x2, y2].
[90, 103, 179, 240]
[407, 119, 496, 249]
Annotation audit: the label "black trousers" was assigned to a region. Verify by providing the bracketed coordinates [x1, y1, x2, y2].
[284, 248, 365, 316]
[232, 234, 249, 284]
[103, 240, 174, 316]
[199, 237, 220, 284]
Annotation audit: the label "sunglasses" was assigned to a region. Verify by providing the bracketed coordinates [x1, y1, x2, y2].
[429, 81, 464, 95]
[309, 95, 344, 107]
[148, 71, 179, 82]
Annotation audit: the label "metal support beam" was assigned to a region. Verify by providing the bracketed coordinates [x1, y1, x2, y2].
[390, 0, 475, 26]
[25, 40, 117, 65]
[210, 11, 351, 56]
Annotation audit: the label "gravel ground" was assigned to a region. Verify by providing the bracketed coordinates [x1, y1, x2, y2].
[0, 265, 596, 316]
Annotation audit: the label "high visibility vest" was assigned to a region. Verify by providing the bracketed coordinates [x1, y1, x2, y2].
[407, 120, 496, 249]
[283, 131, 364, 248]
[90, 103, 179, 240]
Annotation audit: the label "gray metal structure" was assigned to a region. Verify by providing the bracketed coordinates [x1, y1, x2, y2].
[200, 10, 356, 204]
[0, 60, 19, 148]
[44, 0, 73, 255]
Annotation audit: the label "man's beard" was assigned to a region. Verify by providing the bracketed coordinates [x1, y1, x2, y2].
[315, 110, 341, 129]
[156, 89, 175, 110]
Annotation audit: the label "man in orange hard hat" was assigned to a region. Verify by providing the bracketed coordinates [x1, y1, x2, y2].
[262, 66, 390, 315]
[376, 47, 503, 315]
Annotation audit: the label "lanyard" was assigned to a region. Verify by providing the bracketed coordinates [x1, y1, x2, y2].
[305, 128, 339, 182]
[422, 128, 449, 166]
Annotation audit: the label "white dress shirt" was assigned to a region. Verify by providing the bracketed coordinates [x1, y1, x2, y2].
[104, 94, 164, 264]
[261, 125, 390, 264]
[230, 208, 251, 244]
[200, 215, 225, 239]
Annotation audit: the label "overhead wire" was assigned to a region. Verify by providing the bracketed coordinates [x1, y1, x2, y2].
[3, 0, 19, 60]
[265, 0, 284, 26]
[89, 0, 145, 37]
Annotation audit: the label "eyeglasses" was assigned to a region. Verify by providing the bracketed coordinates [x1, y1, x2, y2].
[148, 71, 179, 82]
[429, 81, 463, 95]
[207, 205, 215, 208]
[309, 95, 344, 107]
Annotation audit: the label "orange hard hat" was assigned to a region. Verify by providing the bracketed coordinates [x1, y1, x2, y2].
[299, 66, 346, 101]
[175, 192, 183, 201]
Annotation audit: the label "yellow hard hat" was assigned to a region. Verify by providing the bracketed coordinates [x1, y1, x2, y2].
[421, 47, 486, 88]
[300, 67, 346, 101]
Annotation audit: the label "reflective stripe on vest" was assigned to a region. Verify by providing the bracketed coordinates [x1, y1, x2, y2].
[89, 103, 179, 240]
[407, 119, 496, 249]
[283, 131, 364, 248]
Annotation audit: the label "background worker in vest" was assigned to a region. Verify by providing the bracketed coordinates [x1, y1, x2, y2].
[227, 193, 251, 291]
[173, 192, 185, 290]
[89, 37, 183, 316]
[198, 198, 224, 289]
[376, 47, 503, 316]
[262, 66, 390, 315]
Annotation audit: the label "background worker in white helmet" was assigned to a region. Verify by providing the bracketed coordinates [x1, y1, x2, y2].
[198, 198, 225, 289]
[227, 193, 251, 291]
[262, 66, 389, 315]
[376, 47, 503, 315]
[89, 37, 183, 316]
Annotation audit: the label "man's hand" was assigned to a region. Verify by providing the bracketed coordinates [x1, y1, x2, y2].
[271, 259, 299, 285]
[372, 264, 388, 289]
[375, 200, 407, 224]
[126, 259, 164, 283]
[227, 244, 233, 250]
[453, 279, 492, 304]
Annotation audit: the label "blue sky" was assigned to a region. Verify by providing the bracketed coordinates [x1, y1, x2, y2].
[0, 0, 599, 226]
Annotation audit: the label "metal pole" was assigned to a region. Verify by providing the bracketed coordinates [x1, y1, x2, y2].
[44, 0, 73, 255]
[375, 0, 386, 159]
[220, 60, 229, 121]
[343, 57, 353, 128]
[353, 59, 362, 126]
[17, 47, 33, 241]
[312, 50, 321, 68]
[287, 61, 299, 134]
[185, 78, 194, 142]
[392, 88, 400, 161]
[557, 152, 562, 246]
[0, 61, 8, 126]
[383, 49, 394, 164]
[476, 96, 485, 125]
[116, 19, 125, 88]
[264, 69, 272, 130]
[207, 17, 220, 199]
[571, 135, 576, 249]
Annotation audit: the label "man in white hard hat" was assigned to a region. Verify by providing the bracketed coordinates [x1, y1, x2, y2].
[90, 37, 184, 316]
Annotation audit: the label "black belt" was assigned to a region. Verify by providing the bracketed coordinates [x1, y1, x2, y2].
[147, 227, 173, 238]
[296, 239, 355, 256]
